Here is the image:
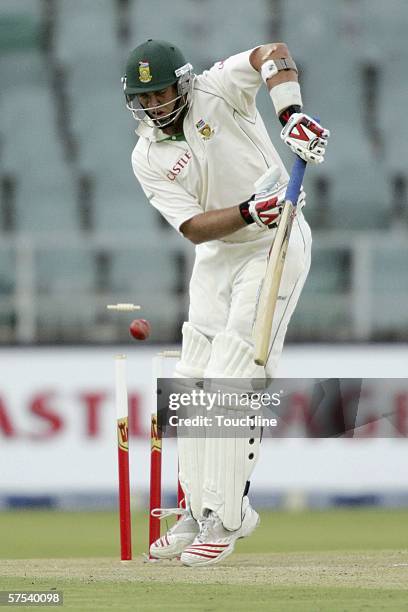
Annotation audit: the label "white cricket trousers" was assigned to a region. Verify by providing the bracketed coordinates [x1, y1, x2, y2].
[187, 212, 312, 376]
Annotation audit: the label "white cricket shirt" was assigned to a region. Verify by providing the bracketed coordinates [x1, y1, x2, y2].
[132, 49, 290, 243]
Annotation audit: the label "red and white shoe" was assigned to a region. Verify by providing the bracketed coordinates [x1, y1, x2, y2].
[149, 507, 199, 560]
[180, 498, 260, 567]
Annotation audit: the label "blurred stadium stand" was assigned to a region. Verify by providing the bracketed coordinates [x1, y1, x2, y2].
[0, 0, 407, 343]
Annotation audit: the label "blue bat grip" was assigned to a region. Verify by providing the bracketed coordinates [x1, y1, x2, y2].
[284, 115, 320, 205]
[284, 156, 307, 206]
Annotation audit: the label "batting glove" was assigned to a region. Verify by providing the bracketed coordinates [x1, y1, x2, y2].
[246, 184, 305, 229]
[281, 113, 330, 164]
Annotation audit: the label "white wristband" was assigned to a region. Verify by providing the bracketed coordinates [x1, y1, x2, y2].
[269, 81, 303, 115]
[261, 60, 278, 83]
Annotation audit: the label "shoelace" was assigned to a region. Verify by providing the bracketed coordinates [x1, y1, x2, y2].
[151, 507, 189, 520]
[197, 512, 220, 543]
[151, 507, 191, 537]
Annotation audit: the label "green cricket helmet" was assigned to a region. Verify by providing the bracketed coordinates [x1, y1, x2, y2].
[122, 39, 194, 128]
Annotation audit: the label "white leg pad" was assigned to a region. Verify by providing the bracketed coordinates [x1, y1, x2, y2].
[202, 412, 261, 530]
[177, 434, 206, 522]
[175, 322, 212, 379]
[175, 322, 212, 521]
[204, 332, 265, 379]
[201, 332, 263, 530]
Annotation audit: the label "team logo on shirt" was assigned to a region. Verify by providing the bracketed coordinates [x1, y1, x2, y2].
[196, 118, 214, 140]
[139, 61, 152, 83]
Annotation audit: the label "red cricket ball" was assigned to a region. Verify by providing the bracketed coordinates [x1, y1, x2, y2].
[129, 319, 151, 341]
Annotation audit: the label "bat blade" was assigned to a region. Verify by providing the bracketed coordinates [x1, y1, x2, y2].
[253, 200, 295, 366]
[253, 155, 307, 367]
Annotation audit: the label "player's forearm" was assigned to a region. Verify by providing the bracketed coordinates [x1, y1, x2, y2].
[250, 43, 302, 124]
[250, 43, 298, 88]
[180, 206, 246, 244]
[251, 43, 330, 164]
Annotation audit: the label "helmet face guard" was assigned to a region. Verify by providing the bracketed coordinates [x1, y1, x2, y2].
[123, 63, 193, 128]
[123, 39, 194, 128]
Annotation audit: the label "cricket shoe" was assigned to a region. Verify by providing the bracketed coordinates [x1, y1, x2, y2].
[180, 497, 260, 567]
[149, 507, 199, 560]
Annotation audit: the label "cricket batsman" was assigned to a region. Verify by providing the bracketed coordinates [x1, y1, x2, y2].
[123, 38, 330, 566]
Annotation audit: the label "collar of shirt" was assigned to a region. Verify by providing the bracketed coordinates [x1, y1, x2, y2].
[135, 121, 187, 143]
[135, 121, 168, 142]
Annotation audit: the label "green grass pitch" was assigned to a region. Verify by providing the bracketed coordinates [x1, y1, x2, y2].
[0, 508, 407, 611]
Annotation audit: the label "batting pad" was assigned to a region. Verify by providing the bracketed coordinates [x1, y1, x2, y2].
[204, 332, 264, 379]
[201, 410, 261, 530]
[174, 323, 211, 520]
[175, 322, 212, 378]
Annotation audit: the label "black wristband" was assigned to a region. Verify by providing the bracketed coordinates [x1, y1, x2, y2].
[239, 199, 254, 225]
[279, 104, 302, 126]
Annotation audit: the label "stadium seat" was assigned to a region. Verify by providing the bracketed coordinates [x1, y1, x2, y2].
[35, 297, 98, 340]
[371, 245, 408, 330]
[281, 0, 340, 65]
[35, 247, 95, 294]
[0, 52, 47, 90]
[56, 0, 117, 62]
[1, 84, 65, 172]
[93, 177, 159, 232]
[359, 0, 408, 60]
[290, 242, 352, 339]
[108, 246, 186, 341]
[377, 57, 407, 173]
[109, 247, 181, 294]
[282, 0, 367, 149]
[0, 0, 41, 52]
[0, 0, 407, 344]
[130, 0, 269, 69]
[304, 247, 350, 294]
[15, 171, 78, 233]
[2, 81, 79, 232]
[327, 160, 389, 230]
[0, 247, 15, 295]
[372, 246, 408, 293]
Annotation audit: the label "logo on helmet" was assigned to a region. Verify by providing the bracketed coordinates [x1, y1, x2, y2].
[138, 61, 152, 83]
[196, 118, 214, 140]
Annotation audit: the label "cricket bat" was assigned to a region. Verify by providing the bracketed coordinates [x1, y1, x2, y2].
[253, 156, 307, 366]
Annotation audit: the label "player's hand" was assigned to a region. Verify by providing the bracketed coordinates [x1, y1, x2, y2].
[248, 185, 305, 229]
[280, 113, 330, 164]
